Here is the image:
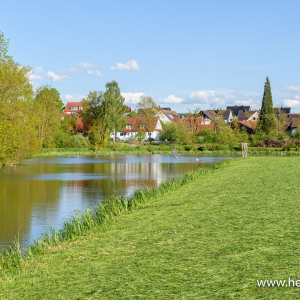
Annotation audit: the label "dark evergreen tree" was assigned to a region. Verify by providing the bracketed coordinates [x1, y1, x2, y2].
[258, 76, 275, 133]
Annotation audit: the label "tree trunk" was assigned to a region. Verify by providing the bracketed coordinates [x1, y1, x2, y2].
[113, 127, 116, 143]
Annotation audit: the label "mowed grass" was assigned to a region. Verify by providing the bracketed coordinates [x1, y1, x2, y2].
[1, 157, 300, 299]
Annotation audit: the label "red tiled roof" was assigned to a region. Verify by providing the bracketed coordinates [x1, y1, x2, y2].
[238, 121, 257, 129]
[291, 118, 300, 128]
[125, 117, 160, 132]
[64, 102, 83, 113]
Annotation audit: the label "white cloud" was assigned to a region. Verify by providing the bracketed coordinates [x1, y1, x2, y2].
[46, 71, 71, 82]
[121, 92, 146, 104]
[85, 70, 104, 77]
[62, 94, 84, 104]
[281, 99, 300, 108]
[35, 66, 44, 74]
[79, 62, 94, 69]
[280, 86, 300, 93]
[27, 70, 43, 81]
[187, 90, 260, 109]
[160, 95, 184, 104]
[110, 60, 140, 71]
[230, 68, 237, 73]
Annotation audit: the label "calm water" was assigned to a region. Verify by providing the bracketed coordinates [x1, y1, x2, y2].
[0, 154, 237, 248]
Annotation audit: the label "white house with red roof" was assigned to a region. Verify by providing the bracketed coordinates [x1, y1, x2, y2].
[111, 117, 163, 141]
[64, 102, 83, 115]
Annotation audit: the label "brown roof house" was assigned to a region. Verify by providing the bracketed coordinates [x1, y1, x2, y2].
[64, 102, 83, 115]
[114, 117, 163, 141]
[201, 109, 233, 124]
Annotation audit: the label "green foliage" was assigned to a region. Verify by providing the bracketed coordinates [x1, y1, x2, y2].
[128, 111, 138, 117]
[199, 127, 216, 143]
[147, 145, 154, 152]
[0, 31, 39, 164]
[135, 130, 146, 144]
[184, 145, 194, 151]
[160, 121, 180, 142]
[258, 76, 275, 134]
[53, 130, 73, 148]
[34, 85, 63, 147]
[102, 81, 126, 142]
[70, 135, 90, 148]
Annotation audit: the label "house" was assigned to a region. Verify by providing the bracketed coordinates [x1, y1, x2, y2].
[172, 116, 214, 133]
[237, 121, 257, 134]
[237, 110, 259, 121]
[113, 117, 163, 141]
[137, 107, 180, 123]
[64, 102, 83, 115]
[201, 110, 233, 124]
[285, 118, 300, 134]
[159, 107, 180, 121]
[227, 105, 251, 119]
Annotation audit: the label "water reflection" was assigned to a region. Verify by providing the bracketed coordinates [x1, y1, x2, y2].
[0, 154, 236, 247]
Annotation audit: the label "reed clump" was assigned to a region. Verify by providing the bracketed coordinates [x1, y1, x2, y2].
[0, 159, 232, 272]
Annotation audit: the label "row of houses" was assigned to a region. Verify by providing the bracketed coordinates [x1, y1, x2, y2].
[63, 102, 299, 141]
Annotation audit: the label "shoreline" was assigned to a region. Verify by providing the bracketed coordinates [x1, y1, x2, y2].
[0, 158, 233, 272]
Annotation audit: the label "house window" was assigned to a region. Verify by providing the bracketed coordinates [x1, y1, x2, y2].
[140, 125, 145, 129]
[253, 117, 256, 120]
[120, 132, 124, 136]
[70, 106, 73, 110]
[126, 125, 132, 129]
[79, 107, 82, 110]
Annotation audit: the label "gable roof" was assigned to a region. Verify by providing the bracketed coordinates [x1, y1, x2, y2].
[291, 118, 300, 128]
[160, 109, 180, 119]
[64, 102, 83, 114]
[227, 105, 251, 116]
[125, 117, 160, 132]
[237, 121, 257, 134]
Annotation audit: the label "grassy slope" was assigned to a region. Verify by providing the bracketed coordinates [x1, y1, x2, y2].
[1, 157, 300, 299]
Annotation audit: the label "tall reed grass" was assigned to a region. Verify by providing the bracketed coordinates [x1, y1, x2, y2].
[0, 159, 233, 272]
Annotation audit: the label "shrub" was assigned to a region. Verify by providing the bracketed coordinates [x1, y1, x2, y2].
[53, 131, 73, 148]
[184, 145, 194, 151]
[70, 135, 90, 148]
[148, 145, 154, 152]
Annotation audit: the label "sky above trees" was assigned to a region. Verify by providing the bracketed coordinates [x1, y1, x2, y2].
[2, 0, 300, 112]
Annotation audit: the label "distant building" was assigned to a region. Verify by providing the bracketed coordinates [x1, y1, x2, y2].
[64, 102, 83, 115]
[113, 117, 163, 141]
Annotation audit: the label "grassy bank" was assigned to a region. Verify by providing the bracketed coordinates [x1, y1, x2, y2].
[34, 144, 300, 157]
[1, 157, 300, 299]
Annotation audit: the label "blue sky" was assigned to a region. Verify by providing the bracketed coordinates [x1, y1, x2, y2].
[2, 0, 300, 112]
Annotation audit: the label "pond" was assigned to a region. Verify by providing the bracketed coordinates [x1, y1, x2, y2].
[0, 154, 238, 248]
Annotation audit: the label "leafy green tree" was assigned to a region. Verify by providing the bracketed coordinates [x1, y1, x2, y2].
[0, 31, 39, 164]
[198, 127, 216, 143]
[128, 111, 138, 117]
[258, 77, 275, 133]
[70, 135, 90, 148]
[135, 130, 146, 145]
[160, 121, 180, 142]
[33, 85, 63, 147]
[80, 91, 108, 151]
[136, 96, 158, 144]
[102, 81, 126, 143]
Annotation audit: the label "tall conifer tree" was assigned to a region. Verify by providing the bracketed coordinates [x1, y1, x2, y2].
[258, 76, 275, 133]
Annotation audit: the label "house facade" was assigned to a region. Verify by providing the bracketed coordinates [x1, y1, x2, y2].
[64, 102, 83, 115]
[112, 117, 163, 141]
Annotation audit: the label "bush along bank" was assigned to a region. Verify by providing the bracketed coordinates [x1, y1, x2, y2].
[0, 158, 234, 273]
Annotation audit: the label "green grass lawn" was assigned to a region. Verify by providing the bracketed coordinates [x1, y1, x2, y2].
[1, 157, 300, 299]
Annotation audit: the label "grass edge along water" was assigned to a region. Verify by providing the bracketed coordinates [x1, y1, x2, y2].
[0, 158, 234, 273]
